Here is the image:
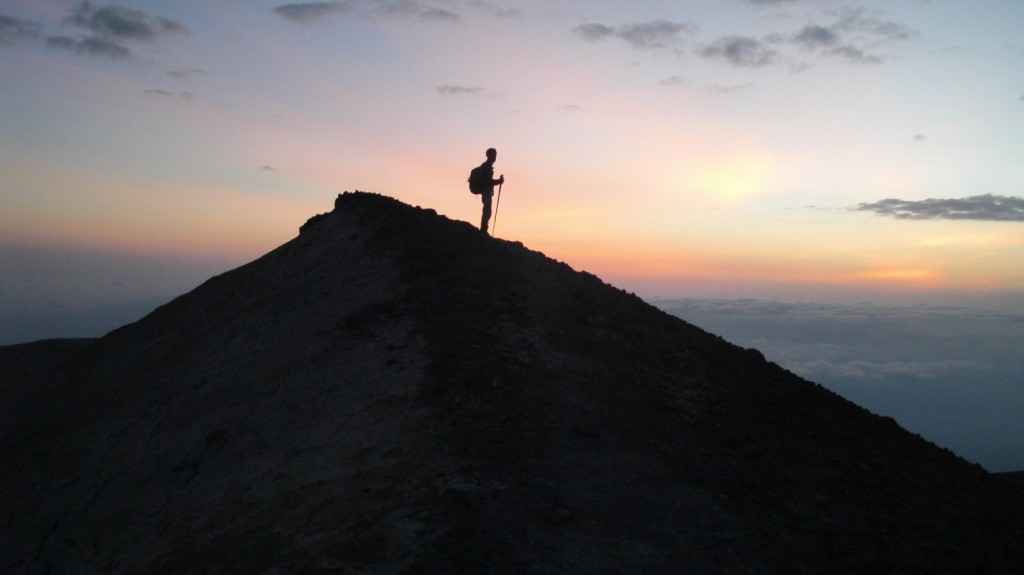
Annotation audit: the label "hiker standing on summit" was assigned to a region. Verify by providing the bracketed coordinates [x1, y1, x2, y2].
[469, 148, 504, 235]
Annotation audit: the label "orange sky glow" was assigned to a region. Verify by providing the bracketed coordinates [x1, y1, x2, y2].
[1, 0, 1022, 311]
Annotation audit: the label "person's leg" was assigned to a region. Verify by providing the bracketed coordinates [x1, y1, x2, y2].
[480, 193, 492, 233]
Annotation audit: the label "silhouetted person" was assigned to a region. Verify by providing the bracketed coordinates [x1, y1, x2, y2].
[474, 148, 504, 235]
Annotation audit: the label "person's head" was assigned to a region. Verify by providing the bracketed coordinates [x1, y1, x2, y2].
[485, 148, 497, 163]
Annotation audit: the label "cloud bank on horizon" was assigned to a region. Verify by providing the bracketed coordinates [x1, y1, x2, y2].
[660, 298, 1024, 473]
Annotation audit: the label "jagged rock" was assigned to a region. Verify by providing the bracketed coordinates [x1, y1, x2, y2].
[298, 211, 329, 233]
[2, 191, 1023, 574]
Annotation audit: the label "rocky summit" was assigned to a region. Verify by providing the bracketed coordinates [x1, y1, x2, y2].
[3, 191, 1023, 574]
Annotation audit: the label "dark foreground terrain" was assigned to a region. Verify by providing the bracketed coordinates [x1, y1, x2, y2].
[3, 191, 1023, 574]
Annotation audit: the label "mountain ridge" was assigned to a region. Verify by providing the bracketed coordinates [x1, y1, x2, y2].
[3, 191, 1023, 574]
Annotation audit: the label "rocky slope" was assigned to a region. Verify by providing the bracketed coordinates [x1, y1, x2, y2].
[3, 191, 1023, 574]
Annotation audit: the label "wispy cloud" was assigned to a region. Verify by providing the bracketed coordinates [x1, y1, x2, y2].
[273, 2, 353, 24]
[46, 2, 186, 59]
[790, 9, 915, 64]
[660, 75, 687, 87]
[791, 25, 876, 63]
[833, 8, 916, 42]
[144, 89, 196, 102]
[0, 13, 43, 45]
[436, 84, 485, 96]
[420, 9, 459, 23]
[68, 2, 186, 41]
[702, 6, 915, 68]
[168, 67, 205, 79]
[274, 0, 460, 25]
[699, 36, 777, 67]
[856, 195, 1024, 222]
[793, 25, 839, 49]
[573, 23, 612, 41]
[370, 0, 424, 19]
[47, 35, 129, 58]
[708, 83, 754, 94]
[573, 20, 696, 50]
[829, 45, 880, 64]
[469, 1, 521, 20]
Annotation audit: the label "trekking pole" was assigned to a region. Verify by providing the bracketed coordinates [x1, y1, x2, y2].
[492, 179, 503, 237]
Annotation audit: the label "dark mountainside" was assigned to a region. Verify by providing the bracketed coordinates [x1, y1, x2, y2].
[3, 191, 1023, 574]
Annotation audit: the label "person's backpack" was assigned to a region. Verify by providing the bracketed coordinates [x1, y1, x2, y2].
[468, 163, 489, 195]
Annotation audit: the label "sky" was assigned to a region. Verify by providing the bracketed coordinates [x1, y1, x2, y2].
[1, 1, 1022, 470]
[2, 0, 1023, 308]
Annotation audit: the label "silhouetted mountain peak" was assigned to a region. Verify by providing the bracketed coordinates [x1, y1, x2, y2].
[3, 191, 1023, 574]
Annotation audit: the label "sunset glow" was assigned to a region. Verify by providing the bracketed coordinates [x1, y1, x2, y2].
[1, 0, 1022, 309]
